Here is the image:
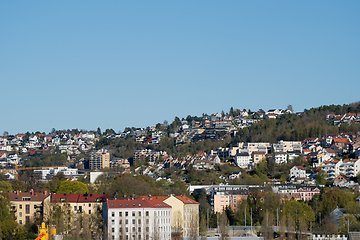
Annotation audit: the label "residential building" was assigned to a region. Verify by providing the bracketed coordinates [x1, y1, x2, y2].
[103, 198, 172, 240]
[90, 149, 110, 170]
[297, 187, 320, 201]
[213, 192, 247, 213]
[162, 195, 199, 238]
[110, 158, 131, 169]
[235, 153, 251, 168]
[289, 166, 308, 179]
[274, 152, 287, 164]
[252, 151, 266, 165]
[339, 159, 360, 178]
[9, 190, 51, 225]
[34, 167, 79, 180]
[321, 160, 343, 180]
[51, 193, 108, 216]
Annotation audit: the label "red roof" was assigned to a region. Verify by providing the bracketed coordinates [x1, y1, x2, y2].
[333, 138, 351, 144]
[9, 191, 50, 201]
[106, 199, 171, 209]
[51, 194, 108, 203]
[175, 196, 199, 204]
[296, 166, 306, 170]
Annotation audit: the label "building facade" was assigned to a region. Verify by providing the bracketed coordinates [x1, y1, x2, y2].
[90, 149, 110, 170]
[103, 198, 172, 240]
[9, 190, 51, 225]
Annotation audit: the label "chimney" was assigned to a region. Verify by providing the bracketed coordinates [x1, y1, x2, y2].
[17, 190, 19, 195]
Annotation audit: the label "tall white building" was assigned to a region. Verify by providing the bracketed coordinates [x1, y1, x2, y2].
[103, 198, 172, 240]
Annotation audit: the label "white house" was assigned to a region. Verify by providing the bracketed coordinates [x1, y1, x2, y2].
[235, 153, 251, 168]
[103, 198, 172, 240]
[290, 166, 307, 179]
[275, 152, 287, 164]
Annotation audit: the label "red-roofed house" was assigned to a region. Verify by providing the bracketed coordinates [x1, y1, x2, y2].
[9, 190, 51, 225]
[297, 187, 320, 201]
[103, 198, 172, 240]
[163, 195, 199, 238]
[51, 193, 108, 215]
[290, 166, 308, 179]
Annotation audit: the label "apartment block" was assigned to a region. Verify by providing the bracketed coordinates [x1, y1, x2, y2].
[90, 149, 110, 170]
[103, 198, 172, 240]
[9, 190, 51, 225]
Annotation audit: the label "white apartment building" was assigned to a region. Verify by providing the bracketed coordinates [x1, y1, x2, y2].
[103, 199, 172, 240]
[34, 167, 79, 180]
[235, 153, 251, 168]
[273, 140, 302, 153]
[339, 159, 360, 178]
[321, 160, 342, 180]
[237, 142, 270, 155]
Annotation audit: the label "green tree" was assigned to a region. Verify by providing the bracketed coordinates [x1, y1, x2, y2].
[315, 170, 328, 185]
[0, 181, 12, 192]
[57, 180, 88, 194]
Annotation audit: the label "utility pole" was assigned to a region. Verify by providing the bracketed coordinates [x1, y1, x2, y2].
[207, 208, 209, 231]
[251, 208, 253, 233]
[245, 207, 247, 228]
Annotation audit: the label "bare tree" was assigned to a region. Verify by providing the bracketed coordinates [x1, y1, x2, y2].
[71, 216, 81, 240]
[82, 214, 91, 239]
[287, 215, 295, 240]
[189, 213, 199, 240]
[200, 216, 208, 240]
[218, 211, 229, 240]
[172, 211, 183, 239]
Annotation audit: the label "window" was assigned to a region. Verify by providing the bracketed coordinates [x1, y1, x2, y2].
[146, 227, 149, 232]
[89, 203, 91, 207]
[112, 220, 115, 225]
[132, 211, 135, 216]
[126, 227, 128, 232]
[25, 216, 30, 224]
[132, 219, 135, 224]
[112, 228, 115, 232]
[138, 227, 141, 232]
[119, 212, 122, 217]
[132, 227, 135, 232]
[126, 219, 128, 224]
[112, 212, 115, 217]
[138, 219, 141, 224]
[125, 211, 128, 217]
[74, 206, 77, 211]
[19, 212, 22, 217]
[89, 210, 91, 214]
[25, 205, 30, 214]
[120, 220, 122, 224]
[146, 219, 149, 224]
[19, 220, 22, 225]
[19, 204, 22, 209]
[145, 211, 149, 216]
[79, 206, 82, 212]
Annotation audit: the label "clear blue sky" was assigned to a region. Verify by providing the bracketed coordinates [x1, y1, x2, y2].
[1, 1, 359, 135]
